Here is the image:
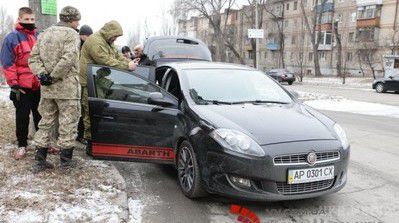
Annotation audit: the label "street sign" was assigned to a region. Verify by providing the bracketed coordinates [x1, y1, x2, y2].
[248, 29, 264, 39]
[41, 0, 57, 16]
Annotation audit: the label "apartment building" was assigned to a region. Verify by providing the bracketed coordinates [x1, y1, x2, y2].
[178, 0, 399, 76]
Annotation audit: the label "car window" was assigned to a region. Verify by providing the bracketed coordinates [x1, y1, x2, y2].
[184, 69, 293, 104]
[92, 66, 161, 104]
[147, 39, 212, 61]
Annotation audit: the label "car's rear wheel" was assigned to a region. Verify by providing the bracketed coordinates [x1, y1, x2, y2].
[177, 141, 208, 199]
[375, 83, 386, 93]
[288, 81, 293, 85]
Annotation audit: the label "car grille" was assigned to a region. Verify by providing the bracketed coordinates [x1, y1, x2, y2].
[276, 179, 335, 195]
[274, 151, 340, 165]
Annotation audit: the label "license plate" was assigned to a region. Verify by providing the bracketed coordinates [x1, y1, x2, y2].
[288, 166, 334, 184]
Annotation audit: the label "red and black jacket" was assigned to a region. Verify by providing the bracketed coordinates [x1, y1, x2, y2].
[0, 23, 40, 90]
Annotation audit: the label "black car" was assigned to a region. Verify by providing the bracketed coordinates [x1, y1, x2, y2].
[85, 62, 349, 201]
[143, 36, 212, 66]
[372, 75, 399, 93]
[266, 69, 296, 85]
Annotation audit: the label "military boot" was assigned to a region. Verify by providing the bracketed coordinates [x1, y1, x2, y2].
[60, 149, 77, 169]
[32, 147, 54, 173]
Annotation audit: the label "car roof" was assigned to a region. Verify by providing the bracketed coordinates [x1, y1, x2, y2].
[159, 61, 255, 71]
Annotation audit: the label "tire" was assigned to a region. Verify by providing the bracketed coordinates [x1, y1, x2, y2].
[177, 140, 208, 199]
[277, 77, 282, 83]
[288, 81, 293, 85]
[375, 83, 386, 93]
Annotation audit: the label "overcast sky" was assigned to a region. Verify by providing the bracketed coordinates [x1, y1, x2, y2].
[0, 0, 175, 46]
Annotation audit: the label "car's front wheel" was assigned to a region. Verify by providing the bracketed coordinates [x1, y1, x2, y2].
[177, 141, 208, 199]
[375, 83, 386, 93]
[288, 81, 293, 85]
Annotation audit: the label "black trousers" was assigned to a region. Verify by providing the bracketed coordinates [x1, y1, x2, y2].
[11, 89, 41, 147]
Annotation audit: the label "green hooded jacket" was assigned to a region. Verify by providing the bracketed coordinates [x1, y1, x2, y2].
[79, 20, 130, 86]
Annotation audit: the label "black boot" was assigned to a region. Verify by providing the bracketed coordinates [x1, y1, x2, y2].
[32, 147, 54, 173]
[60, 149, 76, 168]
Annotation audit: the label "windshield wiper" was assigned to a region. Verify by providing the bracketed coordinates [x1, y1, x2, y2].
[231, 100, 290, 105]
[189, 89, 233, 105]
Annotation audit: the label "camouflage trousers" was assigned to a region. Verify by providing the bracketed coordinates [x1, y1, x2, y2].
[34, 98, 81, 149]
[81, 86, 91, 139]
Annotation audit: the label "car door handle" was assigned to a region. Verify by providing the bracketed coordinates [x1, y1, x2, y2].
[93, 114, 115, 120]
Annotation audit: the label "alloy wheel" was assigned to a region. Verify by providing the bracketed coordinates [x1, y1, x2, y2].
[178, 146, 195, 193]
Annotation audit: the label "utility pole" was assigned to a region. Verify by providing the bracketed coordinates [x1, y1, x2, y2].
[29, 0, 57, 32]
[255, 0, 259, 69]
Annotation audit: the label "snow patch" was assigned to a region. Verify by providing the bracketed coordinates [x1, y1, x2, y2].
[128, 199, 144, 223]
[305, 99, 399, 118]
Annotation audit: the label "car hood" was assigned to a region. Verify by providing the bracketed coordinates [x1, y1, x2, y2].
[193, 103, 336, 145]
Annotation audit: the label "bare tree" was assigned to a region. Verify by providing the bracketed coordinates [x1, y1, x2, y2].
[357, 44, 379, 79]
[0, 7, 14, 50]
[240, 0, 266, 67]
[300, 0, 328, 76]
[333, 21, 343, 82]
[178, 0, 245, 64]
[295, 18, 306, 82]
[263, 0, 285, 68]
[0, 7, 14, 84]
[126, 24, 142, 49]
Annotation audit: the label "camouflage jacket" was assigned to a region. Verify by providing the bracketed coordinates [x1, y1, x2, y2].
[79, 20, 130, 86]
[29, 21, 81, 99]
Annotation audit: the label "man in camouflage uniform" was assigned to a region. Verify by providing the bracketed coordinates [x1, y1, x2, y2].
[29, 6, 81, 171]
[79, 20, 138, 140]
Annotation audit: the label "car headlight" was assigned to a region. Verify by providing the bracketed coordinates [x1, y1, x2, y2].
[333, 123, 349, 149]
[210, 129, 265, 157]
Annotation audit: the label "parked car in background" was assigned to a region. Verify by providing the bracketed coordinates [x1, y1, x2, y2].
[372, 75, 399, 93]
[266, 69, 296, 85]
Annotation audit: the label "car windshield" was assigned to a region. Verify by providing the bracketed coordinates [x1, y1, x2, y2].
[185, 69, 293, 105]
[148, 39, 212, 61]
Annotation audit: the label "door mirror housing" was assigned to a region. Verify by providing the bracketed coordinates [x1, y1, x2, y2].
[388, 76, 394, 79]
[290, 90, 299, 99]
[148, 92, 176, 107]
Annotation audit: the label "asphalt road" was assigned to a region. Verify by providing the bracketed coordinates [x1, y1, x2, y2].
[114, 83, 399, 223]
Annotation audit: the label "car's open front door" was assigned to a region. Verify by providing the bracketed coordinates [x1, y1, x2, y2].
[86, 64, 178, 164]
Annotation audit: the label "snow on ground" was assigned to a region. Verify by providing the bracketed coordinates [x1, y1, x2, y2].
[128, 199, 144, 223]
[297, 91, 399, 119]
[0, 145, 127, 223]
[299, 77, 374, 88]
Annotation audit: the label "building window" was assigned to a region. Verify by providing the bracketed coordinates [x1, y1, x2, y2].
[292, 36, 297, 44]
[357, 5, 377, 19]
[357, 28, 377, 42]
[264, 51, 268, 59]
[294, 1, 298, 10]
[286, 3, 290, 10]
[317, 31, 333, 45]
[351, 12, 357, 22]
[346, 52, 352, 62]
[348, 32, 354, 42]
[319, 51, 326, 60]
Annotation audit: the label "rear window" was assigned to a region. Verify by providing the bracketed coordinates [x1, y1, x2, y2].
[147, 39, 212, 61]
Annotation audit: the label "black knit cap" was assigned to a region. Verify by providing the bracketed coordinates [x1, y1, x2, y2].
[79, 25, 93, 36]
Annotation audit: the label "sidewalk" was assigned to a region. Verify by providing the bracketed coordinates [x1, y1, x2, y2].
[0, 87, 130, 223]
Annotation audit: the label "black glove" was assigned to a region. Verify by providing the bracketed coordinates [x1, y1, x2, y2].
[11, 85, 20, 90]
[39, 73, 53, 86]
[10, 85, 21, 101]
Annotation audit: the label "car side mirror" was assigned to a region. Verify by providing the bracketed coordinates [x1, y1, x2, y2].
[389, 76, 394, 79]
[148, 92, 175, 107]
[290, 90, 299, 99]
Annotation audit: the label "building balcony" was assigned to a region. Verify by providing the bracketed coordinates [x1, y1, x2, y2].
[356, 0, 382, 7]
[357, 17, 380, 28]
[266, 43, 280, 51]
[316, 23, 333, 31]
[314, 2, 334, 13]
[318, 44, 333, 51]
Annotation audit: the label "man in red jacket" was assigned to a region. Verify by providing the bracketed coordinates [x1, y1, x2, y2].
[0, 7, 41, 159]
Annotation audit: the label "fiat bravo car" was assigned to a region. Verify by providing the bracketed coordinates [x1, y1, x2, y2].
[85, 62, 349, 201]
